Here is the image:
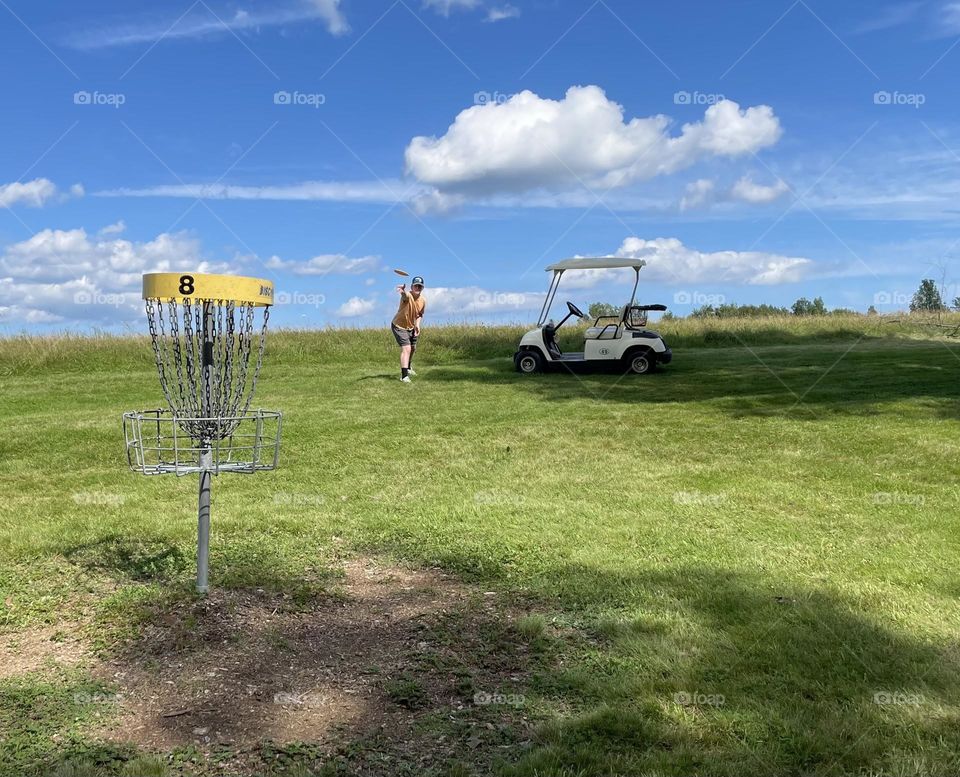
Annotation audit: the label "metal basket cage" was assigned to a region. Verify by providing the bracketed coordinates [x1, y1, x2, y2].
[123, 409, 282, 476]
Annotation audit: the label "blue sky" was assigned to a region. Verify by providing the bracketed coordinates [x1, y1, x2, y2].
[2, 0, 960, 332]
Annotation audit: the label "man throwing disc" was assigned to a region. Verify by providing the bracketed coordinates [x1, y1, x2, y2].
[391, 275, 426, 382]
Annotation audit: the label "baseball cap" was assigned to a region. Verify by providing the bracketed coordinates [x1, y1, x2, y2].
[411, 276, 425, 287]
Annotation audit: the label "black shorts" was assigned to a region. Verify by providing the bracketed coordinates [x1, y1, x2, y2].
[391, 323, 418, 347]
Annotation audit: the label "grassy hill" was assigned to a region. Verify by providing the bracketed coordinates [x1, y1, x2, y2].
[1, 318, 959, 776]
[1, 312, 955, 374]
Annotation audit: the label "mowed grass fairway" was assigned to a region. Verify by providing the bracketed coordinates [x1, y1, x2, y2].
[1, 318, 959, 776]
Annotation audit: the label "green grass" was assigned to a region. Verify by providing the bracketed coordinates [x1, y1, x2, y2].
[1, 318, 959, 776]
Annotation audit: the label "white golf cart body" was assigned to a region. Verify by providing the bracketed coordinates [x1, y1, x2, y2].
[514, 257, 672, 375]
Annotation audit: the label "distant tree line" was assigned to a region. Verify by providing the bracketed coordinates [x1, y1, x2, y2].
[588, 279, 958, 319]
[687, 298, 865, 318]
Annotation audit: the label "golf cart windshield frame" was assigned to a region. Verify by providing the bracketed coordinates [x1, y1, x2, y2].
[536, 258, 646, 328]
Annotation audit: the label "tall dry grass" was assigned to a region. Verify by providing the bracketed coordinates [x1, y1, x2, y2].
[2, 313, 957, 375]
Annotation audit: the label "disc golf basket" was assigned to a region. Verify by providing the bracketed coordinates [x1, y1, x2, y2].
[123, 272, 282, 593]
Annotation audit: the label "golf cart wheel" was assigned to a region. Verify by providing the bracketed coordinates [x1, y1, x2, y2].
[516, 350, 544, 374]
[626, 350, 654, 375]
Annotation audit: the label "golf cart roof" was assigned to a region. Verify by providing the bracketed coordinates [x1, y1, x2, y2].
[545, 256, 647, 272]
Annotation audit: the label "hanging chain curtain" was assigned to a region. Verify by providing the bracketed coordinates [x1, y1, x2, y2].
[145, 298, 270, 440]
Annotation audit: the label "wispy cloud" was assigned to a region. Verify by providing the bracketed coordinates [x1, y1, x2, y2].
[485, 5, 520, 22]
[854, 1, 922, 33]
[421, 0, 483, 17]
[266, 253, 380, 275]
[65, 0, 348, 50]
[95, 180, 414, 204]
[938, 0, 960, 35]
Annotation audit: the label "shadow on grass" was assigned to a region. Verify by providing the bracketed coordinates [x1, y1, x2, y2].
[63, 535, 189, 582]
[18, 545, 960, 776]
[424, 340, 960, 419]
[63, 533, 341, 608]
[0, 671, 145, 777]
[497, 563, 960, 776]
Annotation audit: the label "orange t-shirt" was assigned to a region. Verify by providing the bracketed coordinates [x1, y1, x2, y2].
[392, 292, 425, 329]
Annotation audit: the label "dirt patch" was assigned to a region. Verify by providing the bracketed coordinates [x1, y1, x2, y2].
[0, 625, 91, 679]
[89, 557, 543, 774]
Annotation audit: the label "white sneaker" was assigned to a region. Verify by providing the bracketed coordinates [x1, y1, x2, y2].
[400, 375, 411, 383]
[408, 368, 417, 376]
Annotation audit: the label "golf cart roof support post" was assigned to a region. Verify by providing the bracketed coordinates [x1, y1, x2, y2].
[536, 274, 552, 326]
[628, 266, 640, 308]
[537, 269, 564, 327]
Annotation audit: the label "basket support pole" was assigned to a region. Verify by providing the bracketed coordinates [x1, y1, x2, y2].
[196, 301, 215, 595]
[197, 465, 211, 593]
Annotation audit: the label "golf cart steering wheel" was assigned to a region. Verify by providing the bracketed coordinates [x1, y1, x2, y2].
[566, 301, 585, 319]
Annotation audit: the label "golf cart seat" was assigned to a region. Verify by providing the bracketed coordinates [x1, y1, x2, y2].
[583, 324, 621, 340]
[584, 305, 629, 340]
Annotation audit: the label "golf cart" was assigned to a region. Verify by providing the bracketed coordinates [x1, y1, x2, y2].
[513, 257, 672, 375]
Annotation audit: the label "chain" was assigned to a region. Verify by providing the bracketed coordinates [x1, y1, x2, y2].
[214, 300, 227, 419]
[241, 305, 269, 419]
[167, 300, 189, 416]
[222, 300, 236, 419]
[145, 298, 169, 405]
[142, 296, 271, 441]
[182, 300, 196, 415]
[229, 304, 254, 420]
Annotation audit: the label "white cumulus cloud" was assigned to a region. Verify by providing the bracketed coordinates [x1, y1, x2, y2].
[0, 178, 83, 208]
[679, 179, 716, 211]
[336, 296, 377, 317]
[729, 175, 790, 204]
[615, 237, 812, 285]
[0, 224, 231, 325]
[679, 175, 789, 211]
[404, 87, 782, 198]
[426, 286, 544, 315]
